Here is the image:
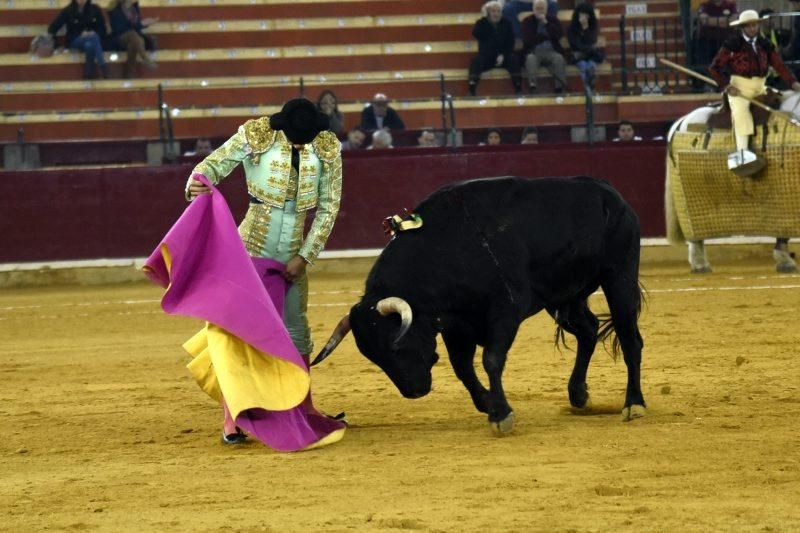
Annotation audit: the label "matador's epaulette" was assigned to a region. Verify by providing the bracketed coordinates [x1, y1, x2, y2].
[312, 130, 342, 163]
[242, 116, 278, 155]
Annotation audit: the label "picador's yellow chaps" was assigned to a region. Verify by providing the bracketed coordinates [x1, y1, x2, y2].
[666, 115, 800, 243]
[729, 75, 768, 139]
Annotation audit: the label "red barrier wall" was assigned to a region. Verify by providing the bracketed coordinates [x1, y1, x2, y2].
[0, 142, 667, 263]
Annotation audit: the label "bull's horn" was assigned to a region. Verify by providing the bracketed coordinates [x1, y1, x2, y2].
[310, 315, 351, 367]
[376, 297, 413, 345]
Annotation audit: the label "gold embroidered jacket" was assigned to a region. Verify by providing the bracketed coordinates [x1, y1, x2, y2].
[192, 117, 342, 263]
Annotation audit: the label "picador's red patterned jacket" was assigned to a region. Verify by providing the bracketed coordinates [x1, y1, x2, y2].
[709, 33, 796, 89]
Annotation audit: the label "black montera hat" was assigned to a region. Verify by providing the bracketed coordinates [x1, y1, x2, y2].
[269, 98, 330, 145]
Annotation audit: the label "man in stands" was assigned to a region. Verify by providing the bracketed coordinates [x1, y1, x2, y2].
[367, 129, 393, 150]
[520, 126, 539, 144]
[417, 130, 439, 148]
[183, 138, 213, 157]
[521, 0, 567, 94]
[359, 93, 405, 131]
[48, 0, 109, 79]
[468, 1, 522, 96]
[502, 0, 559, 47]
[341, 127, 366, 151]
[613, 121, 641, 142]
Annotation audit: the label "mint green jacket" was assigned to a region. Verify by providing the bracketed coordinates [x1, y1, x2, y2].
[192, 117, 343, 264]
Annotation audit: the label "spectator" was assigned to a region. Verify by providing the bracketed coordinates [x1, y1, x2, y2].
[341, 127, 366, 151]
[693, 0, 737, 90]
[568, 3, 603, 91]
[521, 0, 567, 94]
[316, 90, 344, 135]
[520, 126, 539, 144]
[785, 0, 800, 74]
[184, 138, 213, 157]
[107, 0, 158, 78]
[613, 121, 642, 142]
[759, 9, 787, 88]
[367, 129, 394, 150]
[468, 1, 522, 96]
[501, 0, 559, 44]
[417, 130, 439, 148]
[48, 0, 109, 79]
[482, 128, 502, 145]
[360, 93, 405, 130]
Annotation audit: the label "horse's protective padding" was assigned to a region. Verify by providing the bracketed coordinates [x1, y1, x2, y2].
[667, 118, 800, 242]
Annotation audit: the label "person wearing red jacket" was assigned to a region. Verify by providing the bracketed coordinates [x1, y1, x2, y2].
[709, 9, 800, 173]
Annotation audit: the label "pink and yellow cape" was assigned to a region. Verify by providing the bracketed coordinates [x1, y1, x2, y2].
[143, 176, 345, 451]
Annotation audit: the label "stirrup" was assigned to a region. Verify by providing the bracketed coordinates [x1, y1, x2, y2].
[727, 150, 765, 177]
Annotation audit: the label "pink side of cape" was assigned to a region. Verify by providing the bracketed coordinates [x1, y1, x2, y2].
[144, 174, 344, 451]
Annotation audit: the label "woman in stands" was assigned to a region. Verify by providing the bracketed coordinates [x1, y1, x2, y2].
[48, 0, 109, 79]
[567, 3, 604, 91]
[483, 128, 502, 145]
[316, 90, 344, 135]
[107, 0, 158, 78]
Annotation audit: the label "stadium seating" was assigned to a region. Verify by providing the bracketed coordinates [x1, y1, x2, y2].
[0, 0, 686, 151]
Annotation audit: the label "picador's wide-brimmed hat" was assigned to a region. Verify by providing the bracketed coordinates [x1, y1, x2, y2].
[270, 98, 330, 145]
[730, 9, 768, 26]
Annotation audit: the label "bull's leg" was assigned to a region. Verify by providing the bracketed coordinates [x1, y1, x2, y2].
[601, 275, 646, 422]
[557, 301, 599, 409]
[441, 329, 489, 413]
[482, 317, 519, 435]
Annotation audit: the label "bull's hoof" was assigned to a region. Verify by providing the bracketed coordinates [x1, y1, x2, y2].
[568, 383, 591, 409]
[621, 404, 646, 422]
[489, 411, 515, 436]
[571, 395, 593, 412]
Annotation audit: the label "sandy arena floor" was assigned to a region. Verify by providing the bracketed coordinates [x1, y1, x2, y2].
[2, 258, 800, 532]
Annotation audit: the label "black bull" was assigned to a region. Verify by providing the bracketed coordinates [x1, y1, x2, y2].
[314, 176, 646, 433]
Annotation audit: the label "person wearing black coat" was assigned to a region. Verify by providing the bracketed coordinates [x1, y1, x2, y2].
[567, 3, 603, 90]
[48, 0, 109, 79]
[468, 1, 522, 96]
[359, 93, 406, 131]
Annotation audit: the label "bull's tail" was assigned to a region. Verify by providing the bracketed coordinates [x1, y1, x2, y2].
[554, 281, 647, 359]
[596, 280, 647, 361]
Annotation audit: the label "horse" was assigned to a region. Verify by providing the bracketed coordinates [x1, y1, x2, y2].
[665, 90, 800, 273]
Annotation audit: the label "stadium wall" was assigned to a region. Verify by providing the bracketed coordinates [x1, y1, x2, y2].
[0, 141, 667, 263]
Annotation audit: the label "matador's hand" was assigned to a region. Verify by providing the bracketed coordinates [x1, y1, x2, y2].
[284, 255, 308, 282]
[186, 178, 211, 200]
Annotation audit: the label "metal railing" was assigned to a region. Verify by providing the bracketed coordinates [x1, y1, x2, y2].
[157, 83, 177, 163]
[439, 73, 458, 149]
[619, 14, 688, 94]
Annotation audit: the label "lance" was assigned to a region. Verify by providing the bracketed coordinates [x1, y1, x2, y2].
[659, 58, 800, 126]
